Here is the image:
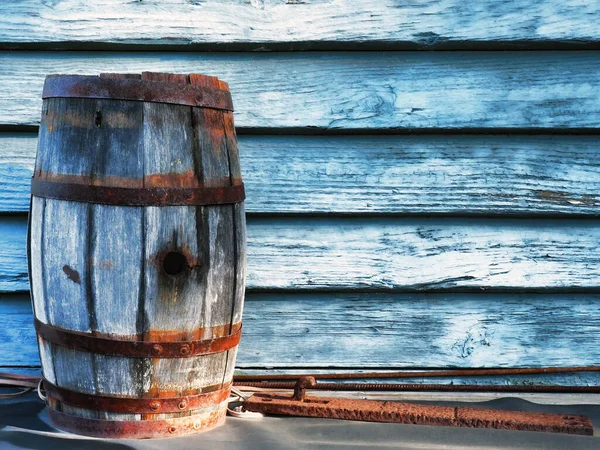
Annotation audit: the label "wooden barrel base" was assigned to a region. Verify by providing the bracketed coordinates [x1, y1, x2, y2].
[48, 402, 228, 439]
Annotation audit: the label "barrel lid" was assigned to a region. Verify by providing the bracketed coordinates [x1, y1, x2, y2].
[42, 73, 233, 111]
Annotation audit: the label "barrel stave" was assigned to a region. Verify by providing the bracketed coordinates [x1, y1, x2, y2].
[36, 90, 148, 421]
[92, 204, 144, 336]
[29, 197, 46, 323]
[37, 98, 145, 188]
[138, 72, 238, 421]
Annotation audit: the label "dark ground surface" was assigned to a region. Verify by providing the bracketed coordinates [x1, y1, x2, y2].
[1, 393, 599, 449]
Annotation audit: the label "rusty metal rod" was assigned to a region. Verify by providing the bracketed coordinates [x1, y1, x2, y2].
[243, 378, 596, 436]
[0, 372, 40, 381]
[233, 366, 600, 381]
[233, 382, 600, 393]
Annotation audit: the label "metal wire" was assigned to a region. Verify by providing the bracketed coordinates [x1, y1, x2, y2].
[0, 373, 39, 399]
[233, 382, 600, 394]
[0, 387, 33, 399]
[2, 366, 600, 399]
[37, 378, 47, 402]
[233, 366, 600, 381]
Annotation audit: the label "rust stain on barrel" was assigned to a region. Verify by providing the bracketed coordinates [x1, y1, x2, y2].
[44, 105, 139, 129]
[145, 381, 229, 399]
[144, 170, 200, 188]
[143, 322, 241, 342]
[37, 171, 143, 189]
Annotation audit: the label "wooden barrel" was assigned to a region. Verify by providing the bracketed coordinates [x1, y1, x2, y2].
[27, 72, 246, 439]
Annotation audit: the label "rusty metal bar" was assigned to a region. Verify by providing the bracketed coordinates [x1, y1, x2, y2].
[234, 381, 600, 394]
[0, 372, 40, 381]
[31, 179, 245, 206]
[35, 318, 242, 358]
[43, 378, 231, 414]
[0, 372, 38, 398]
[244, 391, 593, 435]
[43, 75, 234, 110]
[234, 366, 600, 381]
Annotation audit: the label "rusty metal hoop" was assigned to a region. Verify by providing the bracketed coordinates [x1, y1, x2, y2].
[35, 318, 242, 358]
[43, 75, 234, 110]
[31, 179, 245, 206]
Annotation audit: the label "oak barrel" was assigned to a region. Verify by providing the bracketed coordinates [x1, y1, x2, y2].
[27, 72, 246, 438]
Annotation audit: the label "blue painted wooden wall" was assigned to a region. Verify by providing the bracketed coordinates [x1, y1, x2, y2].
[1, 0, 599, 385]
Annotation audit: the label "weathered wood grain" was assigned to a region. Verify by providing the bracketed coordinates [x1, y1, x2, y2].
[3, 133, 599, 215]
[33, 95, 148, 421]
[80, 90, 146, 421]
[92, 205, 144, 337]
[0, 216, 32, 293]
[1, 1, 599, 49]
[7, 216, 600, 292]
[241, 216, 600, 291]
[29, 198, 56, 404]
[190, 74, 242, 391]
[41, 200, 91, 332]
[4, 293, 600, 369]
[28, 199, 45, 324]
[33, 99, 96, 417]
[2, 51, 600, 129]
[130, 74, 241, 423]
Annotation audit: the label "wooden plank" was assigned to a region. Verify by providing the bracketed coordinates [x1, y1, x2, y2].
[1, 1, 599, 49]
[3, 292, 600, 369]
[2, 51, 600, 129]
[0, 296, 39, 366]
[2, 133, 599, 215]
[0, 216, 32, 293]
[4, 216, 600, 292]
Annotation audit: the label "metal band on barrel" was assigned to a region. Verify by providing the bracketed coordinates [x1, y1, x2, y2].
[43, 378, 231, 414]
[35, 318, 242, 358]
[31, 179, 245, 206]
[48, 407, 227, 438]
[43, 75, 234, 110]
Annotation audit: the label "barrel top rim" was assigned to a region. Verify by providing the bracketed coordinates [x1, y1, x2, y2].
[45, 73, 230, 85]
[42, 74, 234, 110]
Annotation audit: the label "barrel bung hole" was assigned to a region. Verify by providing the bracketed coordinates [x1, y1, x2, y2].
[163, 251, 187, 276]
